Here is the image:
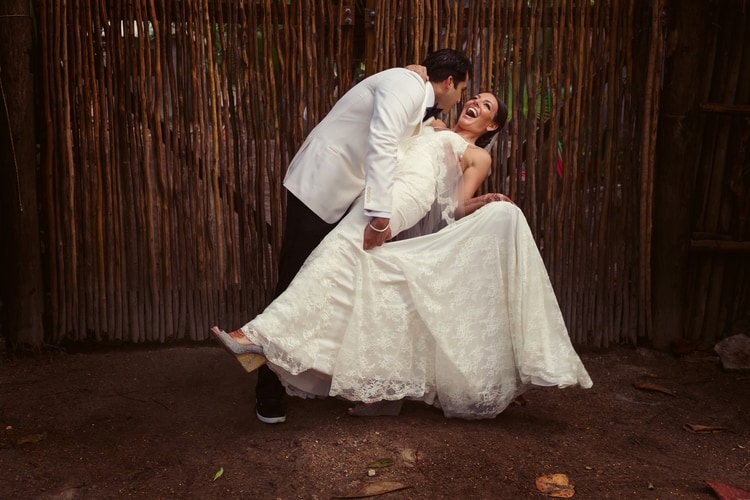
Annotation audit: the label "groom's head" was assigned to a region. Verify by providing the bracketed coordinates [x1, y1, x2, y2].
[422, 49, 472, 112]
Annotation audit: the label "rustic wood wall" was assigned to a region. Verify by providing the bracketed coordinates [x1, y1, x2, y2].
[0, 0, 45, 347]
[652, 0, 750, 349]
[37, 0, 668, 346]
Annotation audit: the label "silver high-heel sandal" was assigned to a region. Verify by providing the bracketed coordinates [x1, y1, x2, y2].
[210, 326, 267, 373]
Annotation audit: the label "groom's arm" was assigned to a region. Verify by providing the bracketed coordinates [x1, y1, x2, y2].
[362, 70, 425, 249]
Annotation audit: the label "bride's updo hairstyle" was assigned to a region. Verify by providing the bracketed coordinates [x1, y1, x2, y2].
[475, 92, 508, 150]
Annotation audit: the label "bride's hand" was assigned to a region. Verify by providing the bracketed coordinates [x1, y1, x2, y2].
[483, 193, 514, 205]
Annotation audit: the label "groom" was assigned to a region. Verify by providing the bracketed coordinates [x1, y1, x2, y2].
[254, 49, 473, 424]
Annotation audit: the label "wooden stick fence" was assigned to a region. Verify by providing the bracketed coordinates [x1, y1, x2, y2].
[39, 0, 662, 346]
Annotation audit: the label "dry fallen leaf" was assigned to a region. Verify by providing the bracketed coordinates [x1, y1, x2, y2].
[633, 380, 677, 396]
[367, 458, 393, 468]
[16, 432, 47, 445]
[332, 481, 411, 498]
[705, 480, 750, 500]
[535, 473, 576, 498]
[683, 423, 727, 434]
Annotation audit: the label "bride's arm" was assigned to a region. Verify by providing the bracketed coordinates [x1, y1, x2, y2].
[458, 146, 491, 199]
[454, 146, 490, 219]
[454, 146, 513, 219]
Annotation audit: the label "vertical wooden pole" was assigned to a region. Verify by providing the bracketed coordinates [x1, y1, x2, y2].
[364, 0, 376, 76]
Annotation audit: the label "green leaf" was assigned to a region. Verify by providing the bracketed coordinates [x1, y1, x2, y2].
[213, 467, 224, 481]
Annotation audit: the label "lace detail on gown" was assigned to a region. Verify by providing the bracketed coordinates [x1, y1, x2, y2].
[241, 128, 592, 420]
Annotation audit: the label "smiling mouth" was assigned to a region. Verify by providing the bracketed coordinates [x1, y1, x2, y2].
[466, 107, 479, 118]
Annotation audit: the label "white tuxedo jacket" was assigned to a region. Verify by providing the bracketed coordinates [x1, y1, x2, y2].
[283, 68, 431, 223]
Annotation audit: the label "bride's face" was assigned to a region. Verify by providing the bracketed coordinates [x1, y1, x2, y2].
[456, 93, 499, 132]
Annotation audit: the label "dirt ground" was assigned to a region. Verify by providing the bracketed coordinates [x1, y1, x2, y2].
[0, 339, 748, 499]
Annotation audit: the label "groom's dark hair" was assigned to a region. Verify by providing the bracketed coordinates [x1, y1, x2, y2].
[422, 49, 472, 87]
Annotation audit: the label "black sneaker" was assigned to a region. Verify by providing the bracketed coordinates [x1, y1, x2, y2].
[256, 398, 286, 424]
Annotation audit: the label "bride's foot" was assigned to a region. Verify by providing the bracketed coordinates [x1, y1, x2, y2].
[210, 326, 263, 355]
[347, 400, 404, 417]
[511, 395, 527, 407]
[226, 328, 252, 344]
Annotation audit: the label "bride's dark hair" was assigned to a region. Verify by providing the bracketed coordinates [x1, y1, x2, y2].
[475, 92, 508, 149]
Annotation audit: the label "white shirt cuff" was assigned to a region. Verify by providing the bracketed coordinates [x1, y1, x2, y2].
[364, 209, 391, 219]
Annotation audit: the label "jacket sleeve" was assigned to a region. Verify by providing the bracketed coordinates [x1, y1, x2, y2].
[362, 71, 426, 216]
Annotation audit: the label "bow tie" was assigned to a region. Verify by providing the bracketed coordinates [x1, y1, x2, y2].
[423, 106, 442, 121]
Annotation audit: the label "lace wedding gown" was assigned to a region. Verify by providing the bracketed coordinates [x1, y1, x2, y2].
[240, 127, 593, 419]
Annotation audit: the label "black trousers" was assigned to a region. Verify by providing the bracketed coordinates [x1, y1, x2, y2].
[255, 192, 340, 401]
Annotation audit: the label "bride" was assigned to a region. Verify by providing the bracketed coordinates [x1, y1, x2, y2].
[212, 92, 592, 420]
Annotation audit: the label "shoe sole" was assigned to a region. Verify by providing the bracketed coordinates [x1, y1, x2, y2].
[256, 410, 286, 424]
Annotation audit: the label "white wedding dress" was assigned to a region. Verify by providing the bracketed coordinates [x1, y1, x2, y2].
[240, 127, 593, 419]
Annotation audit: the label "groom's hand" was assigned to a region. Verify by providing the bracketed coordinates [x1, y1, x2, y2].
[363, 217, 392, 250]
[405, 64, 429, 82]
